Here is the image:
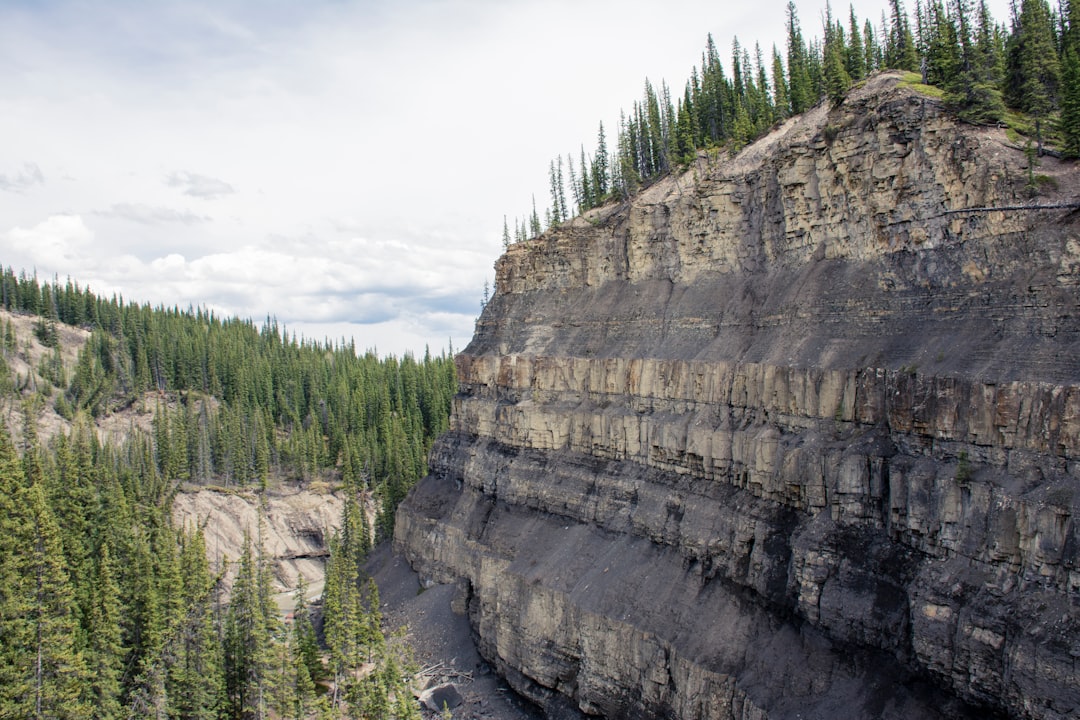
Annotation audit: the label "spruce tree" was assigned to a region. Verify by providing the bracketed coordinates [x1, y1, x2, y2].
[886, 0, 921, 70]
[222, 534, 273, 720]
[847, 5, 867, 79]
[787, 2, 815, 113]
[772, 44, 790, 117]
[1007, 0, 1061, 147]
[86, 542, 125, 719]
[824, 5, 854, 104]
[1061, 6, 1080, 156]
[592, 122, 609, 199]
[29, 481, 90, 718]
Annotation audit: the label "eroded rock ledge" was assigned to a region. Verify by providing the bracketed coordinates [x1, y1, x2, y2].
[173, 486, 343, 608]
[396, 73, 1080, 719]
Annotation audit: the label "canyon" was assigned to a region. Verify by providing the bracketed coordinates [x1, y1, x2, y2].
[172, 485, 343, 611]
[394, 73, 1080, 719]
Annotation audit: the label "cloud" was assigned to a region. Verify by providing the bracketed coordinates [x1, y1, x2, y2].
[13, 0, 975, 356]
[0, 162, 44, 193]
[97, 202, 209, 225]
[165, 171, 235, 199]
[6, 215, 95, 270]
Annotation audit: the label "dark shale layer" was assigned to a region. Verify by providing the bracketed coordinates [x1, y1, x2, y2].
[396, 73, 1080, 720]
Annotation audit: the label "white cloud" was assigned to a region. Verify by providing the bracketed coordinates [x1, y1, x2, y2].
[166, 171, 236, 199]
[6, 215, 94, 270]
[97, 203, 209, 225]
[0, 0, 1016, 356]
[0, 162, 44, 193]
[0, 213, 484, 353]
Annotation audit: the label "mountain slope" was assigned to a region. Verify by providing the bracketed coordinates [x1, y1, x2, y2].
[395, 72, 1080, 720]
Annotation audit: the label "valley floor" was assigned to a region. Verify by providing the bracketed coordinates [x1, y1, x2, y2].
[365, 544, 541, 720]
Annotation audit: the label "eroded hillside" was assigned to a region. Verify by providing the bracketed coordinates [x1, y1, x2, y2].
[0, 308, 345, 603]
[395, 73, 1080, 719]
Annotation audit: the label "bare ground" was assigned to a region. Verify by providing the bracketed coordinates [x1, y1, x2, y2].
[365, 544, 541, 720]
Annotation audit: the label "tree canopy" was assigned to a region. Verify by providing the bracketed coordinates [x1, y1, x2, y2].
[0, 263, 456, 718]
[505, 0, 1080, 241]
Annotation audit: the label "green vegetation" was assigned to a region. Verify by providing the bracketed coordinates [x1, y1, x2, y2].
[0, 264, 455, 717]
[505, 0, 1080, 243]
[956, 450, 973, 483]
[1, 265, 456, 535]
[898, 70, 947, 99]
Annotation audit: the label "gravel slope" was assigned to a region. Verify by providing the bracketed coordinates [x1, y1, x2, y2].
[365, 544, 541, 720]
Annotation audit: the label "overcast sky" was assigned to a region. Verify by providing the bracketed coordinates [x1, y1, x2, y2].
[0, 0, 1013, 356]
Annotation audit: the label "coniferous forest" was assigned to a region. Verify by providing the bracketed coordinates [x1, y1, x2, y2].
[0, 266, 453, 718]
[4, 1, 1080, 719]
[506, 0, 1080, 243]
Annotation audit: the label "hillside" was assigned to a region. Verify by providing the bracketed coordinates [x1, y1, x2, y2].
[394, 72, 1080, 720]
[0, 284, 457, 717]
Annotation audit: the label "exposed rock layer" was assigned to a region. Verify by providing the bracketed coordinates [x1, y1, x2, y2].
[396, 74, 1080, 719]
[173, 486, 343, 609]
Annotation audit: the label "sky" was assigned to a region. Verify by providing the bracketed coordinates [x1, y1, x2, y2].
[0, 0, 1014, 357]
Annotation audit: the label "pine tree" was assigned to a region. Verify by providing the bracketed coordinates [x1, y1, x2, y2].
[323, 533, 362, 713]
[86, 542, 125, 719]
[864, 18, 883, 71]
[29, 481, 90, 718]
[787, 2, 815, 113]
[753, 42, 774, 128]
[1007, 0, 1061, 144]
[567, 154, 582, 215]
[529, 195, 541, 237]
[824, 4, 854, 105]
[291, 577, 321, 687]
[0, 412, 88, 719]
[0, 424, 34, 717]
[924, 1, 963, 87]
[169, 527, 222, 720]
[946, 0, 1007, 122]
[223, 534, 273, 720]
[592, 122, 609, 199]
[1061, 2, 1080, 156]
[674, 101, 696, 163]
[846, 6, 867, 80]
[886, 0, 921, 70]
[772, 44, 790, 118]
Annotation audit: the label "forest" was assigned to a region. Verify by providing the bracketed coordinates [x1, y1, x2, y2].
[506, 0, 1080, 242]
[5, 1, 1080, 719]
[0, 266, 454, 718]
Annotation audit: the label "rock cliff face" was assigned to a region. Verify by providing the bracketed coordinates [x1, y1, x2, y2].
[173, 486, 343, 610]
[395, 73, 1080, 720]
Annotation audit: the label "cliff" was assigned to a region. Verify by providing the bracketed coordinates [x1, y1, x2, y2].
[395, 72, 1080, 720]
[173, 486, 344, 610]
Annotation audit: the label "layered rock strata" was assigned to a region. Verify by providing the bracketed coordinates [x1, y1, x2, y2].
[173, 486, 343, 609]
[396, 73, 1080, 719]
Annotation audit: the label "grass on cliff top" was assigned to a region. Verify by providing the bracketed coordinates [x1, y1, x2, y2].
[896, 71, 1066, 151]
[897, 71, 946, 100]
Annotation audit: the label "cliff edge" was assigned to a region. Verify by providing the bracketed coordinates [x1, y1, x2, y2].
[396, 72, 1080, 719]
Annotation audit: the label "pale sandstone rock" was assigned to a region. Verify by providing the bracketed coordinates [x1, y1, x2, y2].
[173, 486, 343, 607]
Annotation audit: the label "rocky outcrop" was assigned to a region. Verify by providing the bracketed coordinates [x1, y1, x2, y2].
[395, 73, 1080, 719]
[173, 486, 343, 609]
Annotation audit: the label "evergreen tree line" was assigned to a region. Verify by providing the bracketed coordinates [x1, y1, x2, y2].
[1, 263, 457, 537]
[0, 263, 452, 717]
[0, 414, 417, 718]
[503, 0, 1080, 244]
